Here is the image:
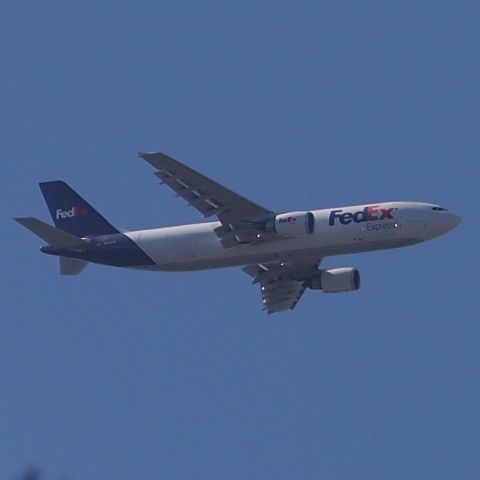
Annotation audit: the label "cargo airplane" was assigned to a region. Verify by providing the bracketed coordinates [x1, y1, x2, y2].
[16, 152, 461, 313]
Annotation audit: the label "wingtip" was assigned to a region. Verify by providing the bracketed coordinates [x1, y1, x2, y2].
[14, 216, 30, 225]
[138, 151, 163, 158]
[138, 151, 171, 160]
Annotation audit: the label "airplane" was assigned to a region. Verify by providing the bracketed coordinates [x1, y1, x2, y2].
[15, 151, 461, 313]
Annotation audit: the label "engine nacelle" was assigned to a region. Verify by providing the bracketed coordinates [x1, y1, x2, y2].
[266, 211, 315, 236]
[309, 267, 360, 293]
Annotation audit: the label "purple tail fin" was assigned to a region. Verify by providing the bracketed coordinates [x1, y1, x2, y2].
[39, 181, 119, 237]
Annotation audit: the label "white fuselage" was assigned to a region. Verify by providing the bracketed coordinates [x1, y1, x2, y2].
[124, 201, 460, 271]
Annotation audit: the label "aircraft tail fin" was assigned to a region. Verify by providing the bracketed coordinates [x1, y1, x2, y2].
[14, 217, 89, 249]
[39, 181, 119, 237]
[60, 256, 88, 275]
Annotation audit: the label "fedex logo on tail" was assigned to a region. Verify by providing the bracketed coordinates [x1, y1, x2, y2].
[56, 206, 88, 220]
[329, 205, 394, 226]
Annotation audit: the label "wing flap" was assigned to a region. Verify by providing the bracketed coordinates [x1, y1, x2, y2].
[142, 152, 271, 217]
[140, 152, 274, 247]
[243, 257, 322, 313]
[261, 280, 306, 313]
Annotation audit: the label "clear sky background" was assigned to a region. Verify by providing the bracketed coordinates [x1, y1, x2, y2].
[1, 2, 479, 479]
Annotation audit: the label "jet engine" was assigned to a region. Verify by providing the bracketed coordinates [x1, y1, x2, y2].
[265, 211, 315, 236]
[309, 267, 360, 293]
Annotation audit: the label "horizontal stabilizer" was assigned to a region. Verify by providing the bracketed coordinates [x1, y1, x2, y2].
[14, 217, 89, 249]
[60, 256, 88, 275]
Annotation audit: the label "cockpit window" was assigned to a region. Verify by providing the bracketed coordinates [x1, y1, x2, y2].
[432, 207, 448, 212]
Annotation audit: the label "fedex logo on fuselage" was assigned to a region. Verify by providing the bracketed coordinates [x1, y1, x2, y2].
[55, 206, 88, 220]
[329, 205, 394, 226]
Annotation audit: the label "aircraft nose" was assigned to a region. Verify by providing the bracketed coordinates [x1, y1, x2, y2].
[447, 213, 462, 230]
[438, 212, 461, 235]
[425, 211, 461, 239]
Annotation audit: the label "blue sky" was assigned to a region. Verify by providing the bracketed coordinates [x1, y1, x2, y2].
[1, 2, 479, 479]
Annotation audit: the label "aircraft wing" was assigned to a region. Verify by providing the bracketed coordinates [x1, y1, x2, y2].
[243, 257, 321, 313]
[139, 152, 274, 248]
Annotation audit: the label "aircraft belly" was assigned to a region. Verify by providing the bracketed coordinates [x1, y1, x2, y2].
[145, 238, 421, 271]
[126, 224, 422, 272]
